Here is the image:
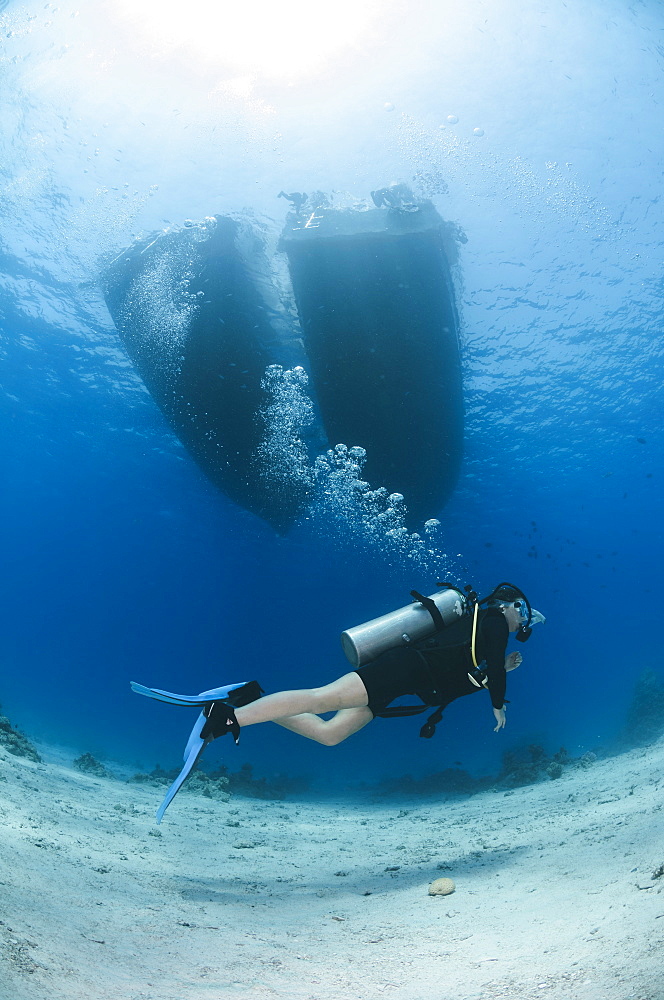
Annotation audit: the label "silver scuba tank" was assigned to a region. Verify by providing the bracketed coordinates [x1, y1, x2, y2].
[340, 588, 468, 668]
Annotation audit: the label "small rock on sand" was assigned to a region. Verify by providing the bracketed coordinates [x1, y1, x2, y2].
[428, 877, 456, 896]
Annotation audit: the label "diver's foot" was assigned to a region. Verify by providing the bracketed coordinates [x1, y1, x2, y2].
[200, 702, 241, 743]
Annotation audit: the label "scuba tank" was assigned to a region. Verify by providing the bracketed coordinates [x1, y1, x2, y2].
[340, 585, 468, 668]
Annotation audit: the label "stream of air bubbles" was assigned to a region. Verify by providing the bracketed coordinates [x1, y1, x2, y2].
[258, 364, 452, 576]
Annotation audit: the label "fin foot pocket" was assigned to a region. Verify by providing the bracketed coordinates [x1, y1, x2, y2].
[225, 680, 264, 708]
[200, 702, 241, 743]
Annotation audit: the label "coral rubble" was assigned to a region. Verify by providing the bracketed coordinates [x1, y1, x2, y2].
[0, 707, 41, 763]
[73, 753, 115, 779]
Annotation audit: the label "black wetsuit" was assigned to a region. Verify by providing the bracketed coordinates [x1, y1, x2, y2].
[355, 606, 509, 717]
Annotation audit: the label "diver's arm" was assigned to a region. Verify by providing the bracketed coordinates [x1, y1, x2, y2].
[492, 706, 507, 731]
[492, 653, 522, 730]
[481, 610, 509, 727]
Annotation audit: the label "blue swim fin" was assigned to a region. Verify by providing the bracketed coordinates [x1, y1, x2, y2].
[130, 680, 249, 707]
[130, 680, 254, 823]
[155, 713, 209, 824]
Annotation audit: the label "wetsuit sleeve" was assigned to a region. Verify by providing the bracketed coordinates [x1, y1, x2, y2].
[480, 610, 509, 710]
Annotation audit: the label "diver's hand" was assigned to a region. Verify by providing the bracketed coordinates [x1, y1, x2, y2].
[493, 706, 507, 731]
[505, 652, 522, 670]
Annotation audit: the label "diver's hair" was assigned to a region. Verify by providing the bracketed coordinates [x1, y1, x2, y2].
[490, 585, 521, 603]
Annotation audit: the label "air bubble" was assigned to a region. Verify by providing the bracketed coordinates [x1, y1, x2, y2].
[257, 368, 453, 575]
[384, 102, 395, 112]
[446, 114, 459, 124]
[256, 365, 315, 501]
[473, 128, 485, 137]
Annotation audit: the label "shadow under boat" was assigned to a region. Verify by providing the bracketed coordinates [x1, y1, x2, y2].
[102, 191, 464, 532]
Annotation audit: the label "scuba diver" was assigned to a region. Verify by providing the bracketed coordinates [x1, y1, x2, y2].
[370, 183, 421, 213]
[132, 583, 545, 821]
[277, 190, 308, 214]
[202, 583, 545, 745]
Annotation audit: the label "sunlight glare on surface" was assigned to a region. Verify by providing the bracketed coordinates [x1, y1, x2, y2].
[111, 0, 390, 81]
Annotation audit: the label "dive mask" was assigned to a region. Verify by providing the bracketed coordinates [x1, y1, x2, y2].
[513, 604, 546, 642]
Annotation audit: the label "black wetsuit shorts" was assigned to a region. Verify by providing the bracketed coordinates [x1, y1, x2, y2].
[355, 647, 435, 716]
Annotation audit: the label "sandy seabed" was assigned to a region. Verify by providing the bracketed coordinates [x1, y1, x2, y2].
[0, 736, 662, 1000]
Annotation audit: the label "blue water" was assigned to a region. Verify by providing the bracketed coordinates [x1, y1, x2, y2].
[0, 0, 662, 792]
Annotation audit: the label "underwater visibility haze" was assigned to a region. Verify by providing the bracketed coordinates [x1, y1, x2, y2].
[1, 0, 663, 795]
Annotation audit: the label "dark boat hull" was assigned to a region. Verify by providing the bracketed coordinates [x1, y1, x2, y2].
[280, 202, 463, 525]
[103, 216, 309, 532]
[103, 200, 464, 531]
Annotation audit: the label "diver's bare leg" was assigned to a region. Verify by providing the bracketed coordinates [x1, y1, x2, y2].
[274, 706, 374, 746]
[234, 672, 369, 728]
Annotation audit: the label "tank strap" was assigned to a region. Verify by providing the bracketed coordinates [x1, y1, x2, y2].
[419, 706, 445, 739]
[410, 590, 446, 632]
[375, 702, 446, 738]
[374, 698, 448, 739]
[374, 703, 430, 718]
